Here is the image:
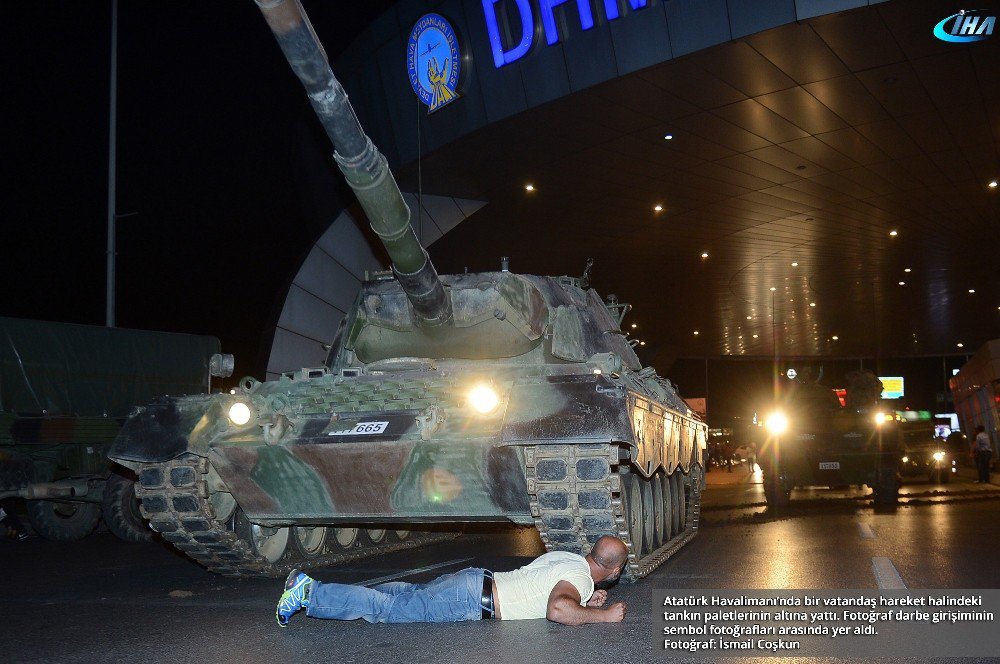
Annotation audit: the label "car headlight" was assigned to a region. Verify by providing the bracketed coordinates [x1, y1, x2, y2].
[228, 402, 253, 425]
[932, 451, 945, 462]
[468, 385, 500, 414]
[874, 412, 888, 426]
[764, 412, 789, 435]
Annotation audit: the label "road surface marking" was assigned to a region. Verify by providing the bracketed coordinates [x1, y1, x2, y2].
[858, 523, 876, 539]
[358, 557, 473, 587]
[871, 557, 907, 589]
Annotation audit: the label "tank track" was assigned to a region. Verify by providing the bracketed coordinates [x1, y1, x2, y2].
[525, 443, 701, 581]
[135, 455, 456, 577]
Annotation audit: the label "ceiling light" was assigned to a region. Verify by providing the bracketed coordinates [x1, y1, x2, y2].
[898, 281, 905, 286]
[904, 268, 911, 273]
[957, 343, 964, 348]
[752, 334, 758, 338]
[693, 330, 699, 335]
[639, 341, 646, 346]
[791, 262, 798, 267]
[832, 335, 839, 341]
[701, 252, 709, 258]
[631, 323, 637, 329]
[746, 316, 752, 320]
[809, 302, 816, 307]
[969, 289, 976, 294]
[663, 134, 673, 140]
[769, 287, 776, 292]
[989, 180, 998, 188]
[654, 204, 663, 212]
[889, 230, 898, 236]
[525, 184, 535, 191]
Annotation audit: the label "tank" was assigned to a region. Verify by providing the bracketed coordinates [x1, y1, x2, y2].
[107, 0, 706, 580]
[755, 369, 900, 507]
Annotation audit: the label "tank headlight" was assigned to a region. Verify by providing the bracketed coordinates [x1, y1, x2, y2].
[874, 412, 888, 426]
[932, 451, 945, 462]
[468, 385, 500, 414]
[228, 402, 253, 426]
[764, 412, 789, 435]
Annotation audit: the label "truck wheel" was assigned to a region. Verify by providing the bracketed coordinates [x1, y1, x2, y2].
[873, 469, 899, 505]
[763, 473, 790, 508]
[26, 500, 100, 541]
[102, 473, 153, 543]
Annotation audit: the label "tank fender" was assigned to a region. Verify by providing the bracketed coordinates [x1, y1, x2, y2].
[107, 395, 218, 464]
[499, 374, 635, 445]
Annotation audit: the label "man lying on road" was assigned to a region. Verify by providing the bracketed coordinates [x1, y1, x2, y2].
[276, 535, 629, 626]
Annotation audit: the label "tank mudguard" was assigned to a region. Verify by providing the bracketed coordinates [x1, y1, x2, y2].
[500, 374, 635, 445]
[107, 395, 217, 464]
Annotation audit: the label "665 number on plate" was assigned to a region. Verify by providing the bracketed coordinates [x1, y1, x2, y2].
[328, 421, 390, 436]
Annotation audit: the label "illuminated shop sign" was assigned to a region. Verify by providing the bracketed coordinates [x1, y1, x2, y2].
[482, 0, 650, 68]
[879, 376, 905, 399]
[933, 9, 996, 42]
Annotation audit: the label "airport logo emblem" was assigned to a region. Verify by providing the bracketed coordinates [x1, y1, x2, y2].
[407, 14, 462, 113]
[933, 9, 996, 42]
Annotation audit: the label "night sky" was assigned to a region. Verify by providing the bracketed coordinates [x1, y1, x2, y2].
[3, 1, 393, 380]
[2, 1, 967, 424]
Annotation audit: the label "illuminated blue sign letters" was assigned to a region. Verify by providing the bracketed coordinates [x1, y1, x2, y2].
[483, 0, 649, 68]
[933, 9, 995, 42]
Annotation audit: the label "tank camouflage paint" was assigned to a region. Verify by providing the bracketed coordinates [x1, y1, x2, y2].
[108, 0, 705, 579]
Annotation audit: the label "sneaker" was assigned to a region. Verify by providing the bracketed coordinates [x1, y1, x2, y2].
[276, 569, 312, 627]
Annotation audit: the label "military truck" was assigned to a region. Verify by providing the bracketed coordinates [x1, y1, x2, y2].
[756, 369, 899, 506]
[107, 0, 706, 581]
[0, 317, 229, 541]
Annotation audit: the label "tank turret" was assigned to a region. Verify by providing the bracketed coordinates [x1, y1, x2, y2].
[257, 0, 451, 327]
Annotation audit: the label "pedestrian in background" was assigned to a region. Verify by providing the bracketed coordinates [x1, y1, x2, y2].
[972, 425, 992, 484]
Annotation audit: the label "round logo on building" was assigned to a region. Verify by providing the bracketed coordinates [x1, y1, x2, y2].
[406, 14, 462, 113]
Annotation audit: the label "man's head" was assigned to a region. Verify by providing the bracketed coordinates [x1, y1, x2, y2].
[586, 536, 629, 589]
[976, 425, 985, 434]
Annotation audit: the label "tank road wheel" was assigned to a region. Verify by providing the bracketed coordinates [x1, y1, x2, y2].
[660, 472, 674, 539]
[620, 472, 644, 554]
[26, 500, 100, 541]
[639, 474, 656, 555]
[102, 472, 153, 543]
[675, 473, 687, 530]
[332, 527, 360, 549]
[235, 509, 290, 564]
[292, 526, 327, 558]
[393, 529, 411, 541]
[651, 471, 666, 549]
[668, 474, 682, 536]
[362, 528, 387, 545]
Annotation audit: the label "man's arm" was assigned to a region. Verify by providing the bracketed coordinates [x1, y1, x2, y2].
[546, 580, 626, 625]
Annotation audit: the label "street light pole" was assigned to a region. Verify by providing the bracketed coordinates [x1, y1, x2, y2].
[105, 0, 118, 328]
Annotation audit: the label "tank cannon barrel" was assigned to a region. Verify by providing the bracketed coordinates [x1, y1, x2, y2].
[255, 0, 452, 326]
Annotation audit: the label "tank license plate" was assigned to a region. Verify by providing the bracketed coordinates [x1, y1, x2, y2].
[818, 461, 840, 470]
[328, 421, 389, 436]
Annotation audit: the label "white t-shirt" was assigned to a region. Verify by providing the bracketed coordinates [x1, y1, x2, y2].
[974, 432, 991, 451]
[492, 551, 594, 620]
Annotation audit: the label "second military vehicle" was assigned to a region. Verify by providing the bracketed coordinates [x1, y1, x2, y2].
[756, 369, 900, 506]
[107, 0, 705, 581]
[0, 316, 228, 541]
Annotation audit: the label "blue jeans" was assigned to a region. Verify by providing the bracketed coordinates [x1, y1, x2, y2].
[306, 567, 486, 623]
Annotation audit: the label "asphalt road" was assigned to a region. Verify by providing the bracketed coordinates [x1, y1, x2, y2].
[2, 476, 999, 664]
